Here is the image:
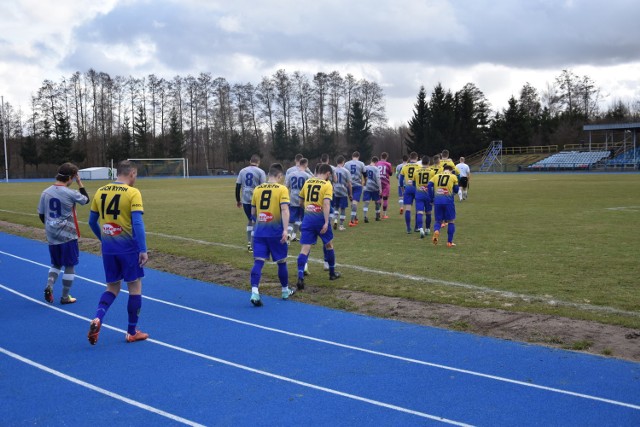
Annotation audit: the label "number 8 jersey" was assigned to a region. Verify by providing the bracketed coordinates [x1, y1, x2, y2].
[251, 183, 290, 238]
[90, 183, 144, 254]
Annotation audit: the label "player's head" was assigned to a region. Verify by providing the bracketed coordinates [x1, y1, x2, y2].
[409, 152, 418, 161]
[299, 158, 308, 168]
[352, 151, 360, 159]
[443, 164, 453, 173]
[250, 154, 261, 165]
[422, 155, 431, 166]
[56, 162, 79, 184]
[316, 163, 333, 179]
[336, 155, 345, 165]
[441, 149, 450, 159]
[402, 155, 408, 162]
[380, 152, 388, 160]
[432, 154, 441, 164]
[320, 153, 330, 164]
[294, 153, 303, 164]
[459, 156, 465, 163]
[371, 156, 379, 164]
[268, 163, 284, 181]
[117, 160, 138, 185]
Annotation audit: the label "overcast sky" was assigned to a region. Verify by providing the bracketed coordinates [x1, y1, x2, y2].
[1, 0, 639, 126]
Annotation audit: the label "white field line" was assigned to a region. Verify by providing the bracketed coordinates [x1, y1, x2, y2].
[1, 209, 637, 317]
[1, 255, 640, 412]
[0, 284, 472, 427]
[0, 346, 206, 427]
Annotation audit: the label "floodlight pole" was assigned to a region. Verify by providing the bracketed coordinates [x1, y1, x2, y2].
[1, 96, 8, 183]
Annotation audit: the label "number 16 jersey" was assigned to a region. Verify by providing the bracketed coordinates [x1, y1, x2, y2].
[90, 183, 144, 255]
[299, 178, 333, 219]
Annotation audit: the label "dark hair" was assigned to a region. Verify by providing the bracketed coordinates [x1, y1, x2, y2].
[294, 153, 303, 162]
[336, 155, 345, 164]
[402, 155, 408, 162]
[56, 162, 79, 183]
[299, 158, 308, 166]
[442, 149, 450, 158]
[409, 152, 418, 160]
[320, 153, 330, 163]
[117, 160, 137, 177]
[352, 151, 360, 158]
[250, 154, 261, 164]
[422, 155, 430, 165]
[381, 152, 388, 160]
[316, 163, 332, 175]
[269, 163, 284, 177]
[443, 164, 453, 171]
[371, 156, 379, 163]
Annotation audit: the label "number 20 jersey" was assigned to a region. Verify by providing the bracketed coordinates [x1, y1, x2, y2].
[90, 183, 144, 255]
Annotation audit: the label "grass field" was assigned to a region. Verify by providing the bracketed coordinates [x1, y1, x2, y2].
[1, 173, 639, 329]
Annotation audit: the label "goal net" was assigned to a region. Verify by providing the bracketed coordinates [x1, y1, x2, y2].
[126, 158, 189, 178]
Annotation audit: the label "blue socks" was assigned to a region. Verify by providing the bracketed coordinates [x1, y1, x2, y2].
[277, 261, 288, 287]
[425, 212, 432, 230]
[404, 210, 411, 231]
[448, 223, 456, 243]
[251, 260, 265, 287]
[127, 294, 142, 335]
[95, 291, 116, 322]
[325, 248, 336, 275]
[297, 253, 309, 279]
[416, 212, 423, 229]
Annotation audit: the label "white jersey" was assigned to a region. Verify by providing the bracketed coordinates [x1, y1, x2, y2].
[38, 184, 90, 245]
[236, 165, 267, 204]
[363, 165, 381, 192]
[344, 159, 366, 187]
[457, 162, 471, 178]
[286, 169, 312, 207]
[333, 166, 352, 197]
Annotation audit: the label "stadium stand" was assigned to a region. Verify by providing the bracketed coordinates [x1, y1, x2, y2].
[528, 151, 611, 170]
[606, 147, 640, 167]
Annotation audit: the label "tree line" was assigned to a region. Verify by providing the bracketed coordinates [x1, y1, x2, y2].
[1, 68, 639, 177]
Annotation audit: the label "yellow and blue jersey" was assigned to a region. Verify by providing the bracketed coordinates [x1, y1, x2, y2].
[399, 162, 420, 186]
[251, 183, 290, 238]
[90, 183, 144, 255]
[428, 172, 459, 205]
[299, 178, 333, 218]
[436, 159, 461, 176]
[414, 167, 435, 193]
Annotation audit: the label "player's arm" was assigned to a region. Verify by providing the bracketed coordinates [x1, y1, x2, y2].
[280, 202, 290, 243]
[88, 210, 101, 240]
[427, 181, 434, 200]
[131, 211, 148, 266]
[235, 183, 242, 207]
[320, 197, 331, 234]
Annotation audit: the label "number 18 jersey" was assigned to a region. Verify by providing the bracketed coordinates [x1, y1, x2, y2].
[90, 183, 144, 255]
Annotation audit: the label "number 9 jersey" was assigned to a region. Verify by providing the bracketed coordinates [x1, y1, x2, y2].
[90, 183, 144, 254]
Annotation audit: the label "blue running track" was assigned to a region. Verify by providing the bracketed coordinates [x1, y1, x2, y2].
[1, 232, 639, 426]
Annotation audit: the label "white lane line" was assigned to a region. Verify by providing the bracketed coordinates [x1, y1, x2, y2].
[0, 346, 205, 427]
[2, 253, 640, 412]
[0, 213, 637, 316]
[0, 284, 472, 427]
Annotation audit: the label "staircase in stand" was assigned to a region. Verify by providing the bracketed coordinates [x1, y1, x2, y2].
[479, 140, 503, 172]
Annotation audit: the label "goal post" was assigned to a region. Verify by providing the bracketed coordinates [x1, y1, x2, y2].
[126, 158, 189, 178]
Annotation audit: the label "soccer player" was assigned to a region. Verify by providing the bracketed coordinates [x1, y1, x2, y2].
[363, 157, 382, 222]
[414, 156, 435, 238]
[398, 152, 420, 233]
[332, 155, 353, 231]
[235, 154, 267, 251]
[285, 157, 312, 242]
[428, 164, 460, 247]
[377, 152, 393, 219]
[285, 153, 304, 180]
[438, 149, 461, 175]
[249, 163, 295, 306]
[457, 156, 471, 201]
[87, 160, 149, 345]
[344, 151, 366, 226]
[296, 164, 340, 290]
[38, 162, 90, 305]
[395, 155, 408, 214]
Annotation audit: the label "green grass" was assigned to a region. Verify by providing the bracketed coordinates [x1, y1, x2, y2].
[2, 173, 639, 328]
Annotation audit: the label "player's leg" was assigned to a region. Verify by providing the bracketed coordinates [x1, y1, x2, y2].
[44, 243, 63, 303]
[124, 276, 148, 342]
[297, 222, 316, 289]
[243, 203, 254, 251]
[323, 238, 340, 280]
[271, 239, 294, 299]
[363, 193, 370, 222]
[398, 186, 404, 214]
[415, 198, 425, 238]
[403, 190, 414, 233]
[446, 205, 457, 247]
[88, 254, 123, 345]
[374, 193, 382, 221]
[250, 237, 268, 306]
[432, 205, 444, 245]
[59, 240, 80, 304]
[381, 184, 390, 218]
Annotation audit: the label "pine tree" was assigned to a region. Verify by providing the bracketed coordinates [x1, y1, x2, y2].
[271, 120, 289, 160]
[132, 105, 149, 157]
[167, 108, 184, 158]
[348, 100, 372, 160]
[405, 86, 429, 154]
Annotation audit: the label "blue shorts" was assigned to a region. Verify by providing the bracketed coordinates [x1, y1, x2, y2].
[351, 185, 363, 202]
[253, 236, 288, 262]
[290, 205, 304, 223]
[415, 193, 432, 213]
[433, 204, 456, 223]
[300, 216, 334, 246]
[48, 240, 79, 267]
[363, 191, 380, 202]
[243, 203, 253, 221]
[333, 196, 349, 210]
[403, 186, 416, 205]
[103, 252, 145, 283]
